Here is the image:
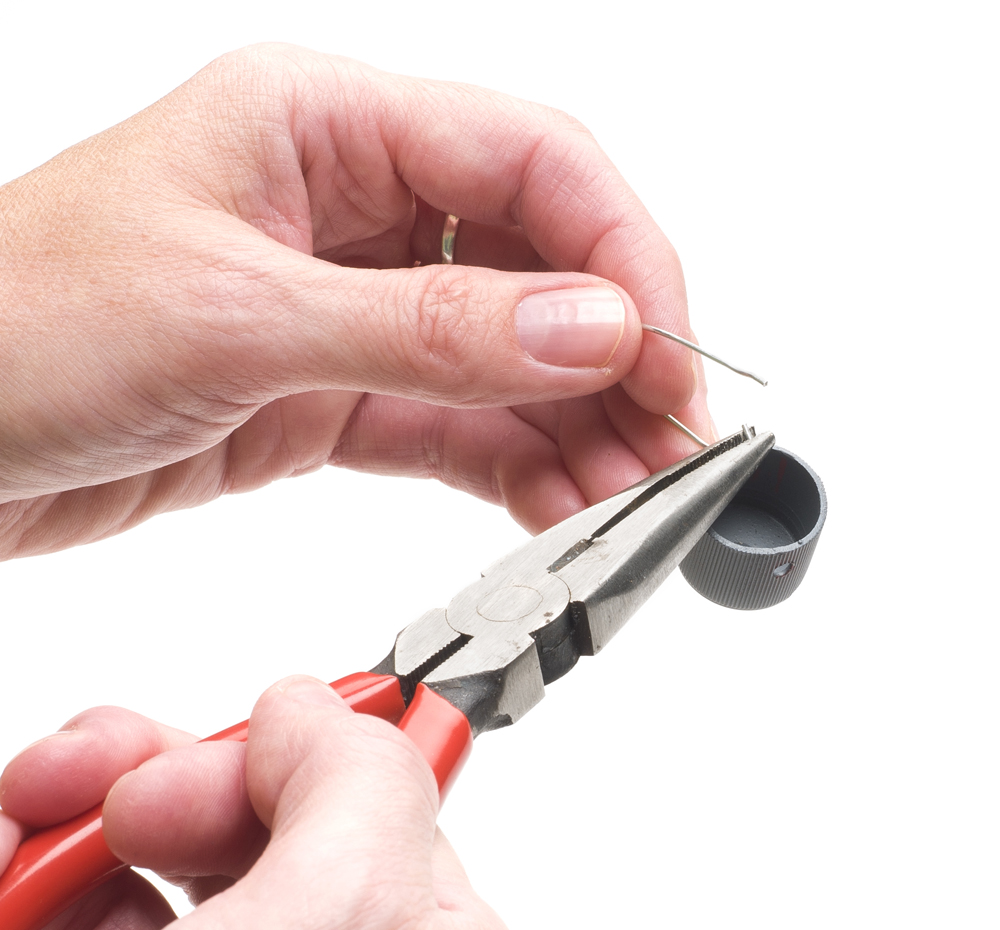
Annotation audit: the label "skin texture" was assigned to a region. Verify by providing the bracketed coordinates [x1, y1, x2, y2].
[1, 678, 506, 930]
[0, 44, 712, 927]
[0, 44, 710, 560]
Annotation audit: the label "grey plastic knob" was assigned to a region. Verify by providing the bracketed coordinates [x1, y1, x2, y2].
[680, 447, 826, 610]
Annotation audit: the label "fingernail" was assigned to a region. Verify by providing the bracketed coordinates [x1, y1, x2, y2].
[516, 286, 625, 368]
[280, 679, 339, 707]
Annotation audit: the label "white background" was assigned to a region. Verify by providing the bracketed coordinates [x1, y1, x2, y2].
[1, 1, 997, 927]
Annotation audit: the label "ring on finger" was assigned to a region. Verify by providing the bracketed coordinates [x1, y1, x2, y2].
[441, 214, 460, 264]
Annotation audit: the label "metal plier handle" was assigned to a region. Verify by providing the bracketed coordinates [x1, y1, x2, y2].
[0, 428, 774, 930]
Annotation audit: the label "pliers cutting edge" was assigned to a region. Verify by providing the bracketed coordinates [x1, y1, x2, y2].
[0, 427, 774, 930]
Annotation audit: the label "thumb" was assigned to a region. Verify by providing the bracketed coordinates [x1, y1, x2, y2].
[175, 676, 441, 930]
[184, 234, 645, 407]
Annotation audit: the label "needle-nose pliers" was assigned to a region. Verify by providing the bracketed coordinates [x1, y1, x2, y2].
[0, 426, 775, 930]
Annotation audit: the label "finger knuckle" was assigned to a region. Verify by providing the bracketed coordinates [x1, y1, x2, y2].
[204, 45, 373, 114]
[515, 105, 616, 221]
[545, 105, 594, 140]
[199, 44, 330, 120]
[208, 43, 305, 86]
[351, 713, 434, 773]
[402, 267, 485, 397]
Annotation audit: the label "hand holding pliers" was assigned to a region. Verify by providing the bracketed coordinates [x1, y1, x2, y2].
[0, 427, 774, 930]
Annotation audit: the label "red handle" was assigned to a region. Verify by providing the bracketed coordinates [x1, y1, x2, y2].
[0, 673, 408, 930]
[398, 684, 473, 801]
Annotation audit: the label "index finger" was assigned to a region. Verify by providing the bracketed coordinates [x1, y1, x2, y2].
[184, 47, 696, 416]
[377, 64, 695, 414]
[0, 707, 195, 829]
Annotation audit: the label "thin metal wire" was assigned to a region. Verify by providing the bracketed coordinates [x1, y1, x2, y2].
[641, 324, 768, 386]
[641, 324, 767, 447]
[665, 414, 709, 448]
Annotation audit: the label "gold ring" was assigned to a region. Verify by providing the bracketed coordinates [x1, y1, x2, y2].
[441, 214, 460, 264]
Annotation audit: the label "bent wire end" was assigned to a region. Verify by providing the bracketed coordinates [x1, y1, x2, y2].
[641, 324, 769, 387]
[641, 324, 767, 448]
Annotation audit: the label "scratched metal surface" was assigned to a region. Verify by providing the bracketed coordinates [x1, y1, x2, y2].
[0, 3, 996, 927]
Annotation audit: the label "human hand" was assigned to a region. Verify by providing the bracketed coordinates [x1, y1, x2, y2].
[0, 44, 710, 560]
[0, 676, 505, 929]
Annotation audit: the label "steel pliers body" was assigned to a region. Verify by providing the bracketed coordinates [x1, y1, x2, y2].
[0, 428, 774, 930]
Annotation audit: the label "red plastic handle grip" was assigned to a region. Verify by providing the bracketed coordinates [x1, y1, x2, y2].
[0, 673, 409, 930]
[398, 684, 473, 801]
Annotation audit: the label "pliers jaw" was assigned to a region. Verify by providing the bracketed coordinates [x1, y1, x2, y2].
[375, 427, 776, 736]
[0, 427, 778, 930]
